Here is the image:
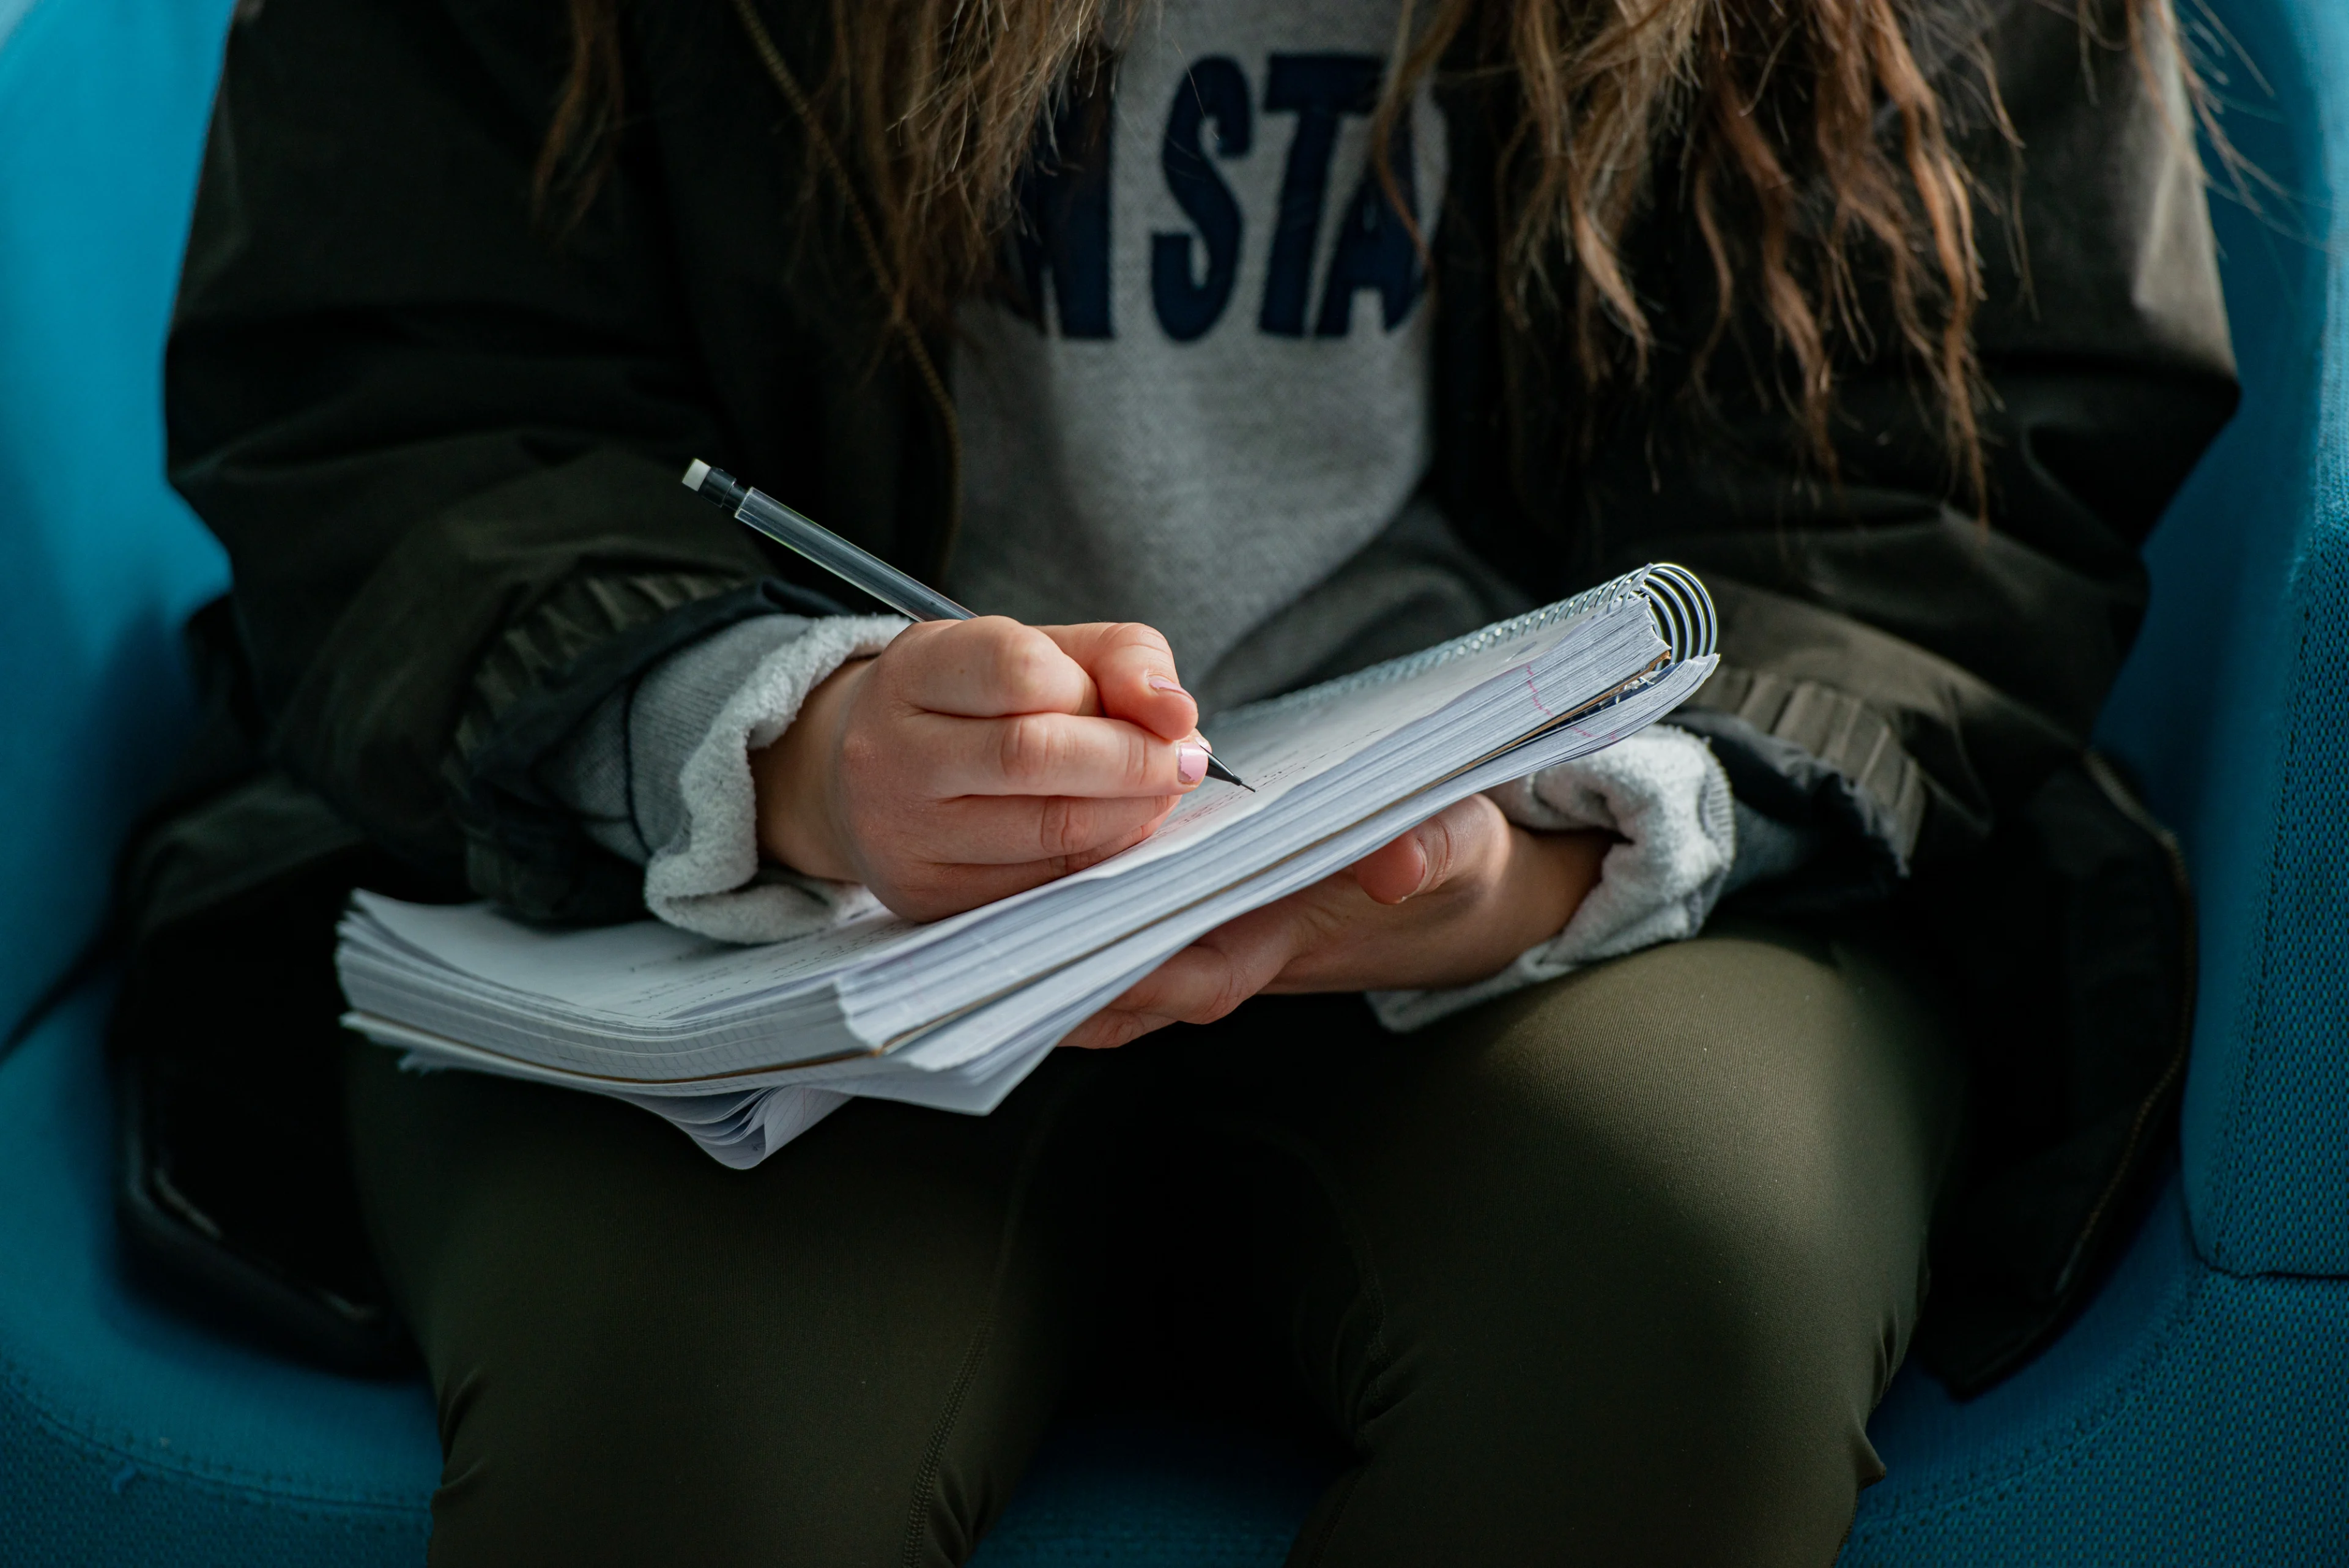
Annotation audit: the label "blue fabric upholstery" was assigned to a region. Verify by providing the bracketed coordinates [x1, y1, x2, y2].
[2091, 0, 2349, 1277]
[969, 1422, 1331, 1567]
[1847, 1175, 2349, 1562]
[1841, 0, 2349, 1555]
[0, 0, 231, 1027]
[0, 989, 439, 1566]
[1, 0, 2341, 1561]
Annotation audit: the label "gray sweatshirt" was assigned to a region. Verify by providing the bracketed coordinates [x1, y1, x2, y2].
[549, 0, 1822, 1024]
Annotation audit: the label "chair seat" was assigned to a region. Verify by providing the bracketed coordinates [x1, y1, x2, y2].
[1846, 1175, 2349, 1562]
[971, 1421, 1332, 1567]
[0, 986, 436, 1567]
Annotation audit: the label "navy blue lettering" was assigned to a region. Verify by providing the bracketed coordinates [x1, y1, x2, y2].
[1151, 56, 1252, 343]
[1314, 119, 1421, 334]
[1257, 53, 1383, 337]
[1010, 98, 1113, 338]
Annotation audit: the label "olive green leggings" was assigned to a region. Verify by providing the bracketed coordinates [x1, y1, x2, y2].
[346, 918, 1960, 1567]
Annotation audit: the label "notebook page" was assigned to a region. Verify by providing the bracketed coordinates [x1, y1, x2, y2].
[347, 893, 900, 1021]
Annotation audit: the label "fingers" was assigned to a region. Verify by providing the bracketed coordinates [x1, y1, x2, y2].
[817, 619, 1216, 921]
[1351, 794, 1509, 905]
[848, 796, 1181, 920]
[925, 792, 1176, 866]
[1060, 957, 1223, 1049]
[1349, 828, 1431, 906]
[885, 617, 1100, 718]
[905, 708, 1211, 798]
[883, 619, 1197, 739]
[1063, 798, 1518, 1049]
[1058, 899, 1306, 1049]
[877, 850, 1152, 924]
[1039, 622, 1198, 742]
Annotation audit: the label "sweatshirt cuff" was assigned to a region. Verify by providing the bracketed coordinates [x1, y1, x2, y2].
[1365, 724, 1736, 1031]
[547, 611, 907, 943]
[642, 614, 906, 942]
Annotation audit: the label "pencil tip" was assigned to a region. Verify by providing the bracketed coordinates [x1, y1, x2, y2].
[1201, 755, 1253, 790]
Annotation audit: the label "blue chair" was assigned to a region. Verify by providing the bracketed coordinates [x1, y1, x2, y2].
[1, 0, 2340, 1558]
[1839, 0, 2349, 1553]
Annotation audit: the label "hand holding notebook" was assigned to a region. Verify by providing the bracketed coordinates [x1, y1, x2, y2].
[1062, 787, 1616, 1049]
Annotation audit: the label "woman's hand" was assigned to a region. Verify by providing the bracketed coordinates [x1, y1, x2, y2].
[751, 619, 1212, 921]
[1059, 793, 1612, 1051]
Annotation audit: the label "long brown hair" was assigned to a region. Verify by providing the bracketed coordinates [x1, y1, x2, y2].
[541, 0, 2178, 502]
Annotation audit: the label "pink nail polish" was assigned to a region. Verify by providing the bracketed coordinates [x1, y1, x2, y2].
[1148, 675, 1188, 696]
[1176, 743, 1209, 786]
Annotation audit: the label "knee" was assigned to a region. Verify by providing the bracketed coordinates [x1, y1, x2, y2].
[1603, 1225, 1898, 1560]
[1412, 932, 1947, 1384]
[423, 1311, 789, 1567]
[1330, 956, 1940, 1559]
[1434, 1000, 1918, 1478]
[1330, 1214, 1891, 1567]
[415, 1233, 1058, 1568]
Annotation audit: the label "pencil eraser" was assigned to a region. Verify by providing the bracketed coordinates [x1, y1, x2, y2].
[681, 459, 711, 492]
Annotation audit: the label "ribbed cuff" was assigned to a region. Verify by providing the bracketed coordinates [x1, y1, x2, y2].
[642, 615, 906, 943]
[547, 612, 907, 944]
[1366, 724, 1737, 1031]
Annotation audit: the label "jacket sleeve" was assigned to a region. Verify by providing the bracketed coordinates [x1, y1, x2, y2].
[166, 0, 793, 917]
[1548, 0, 2238, 889]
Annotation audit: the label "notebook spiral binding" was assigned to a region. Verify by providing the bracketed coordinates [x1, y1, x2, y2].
[1636, 563, 1717, 664]
[1232, 563, 1716, 723]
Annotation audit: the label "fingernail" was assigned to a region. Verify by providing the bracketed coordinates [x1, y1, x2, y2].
[1176, 743, 1209, 785]
[1148, 675, 1189, 696]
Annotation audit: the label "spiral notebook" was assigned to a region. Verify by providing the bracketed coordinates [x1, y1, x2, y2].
[338, 564, 1718, 1166]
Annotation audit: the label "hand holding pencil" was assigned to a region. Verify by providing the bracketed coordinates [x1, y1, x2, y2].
[686, 462, 1238, 921]
[686, 461, 1247, 786]
[750, 617, 1221, 921]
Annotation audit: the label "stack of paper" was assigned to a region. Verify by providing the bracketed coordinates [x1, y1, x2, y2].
[339, 563, 1716, 1165]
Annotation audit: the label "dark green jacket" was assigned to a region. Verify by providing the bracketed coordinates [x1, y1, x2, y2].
[142, 0, 2232, 1386]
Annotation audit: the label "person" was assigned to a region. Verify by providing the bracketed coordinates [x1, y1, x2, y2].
[138, 0, 2235, 1559]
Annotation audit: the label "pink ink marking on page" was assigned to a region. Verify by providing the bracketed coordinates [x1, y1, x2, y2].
[1521, 666, 1555, 717]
